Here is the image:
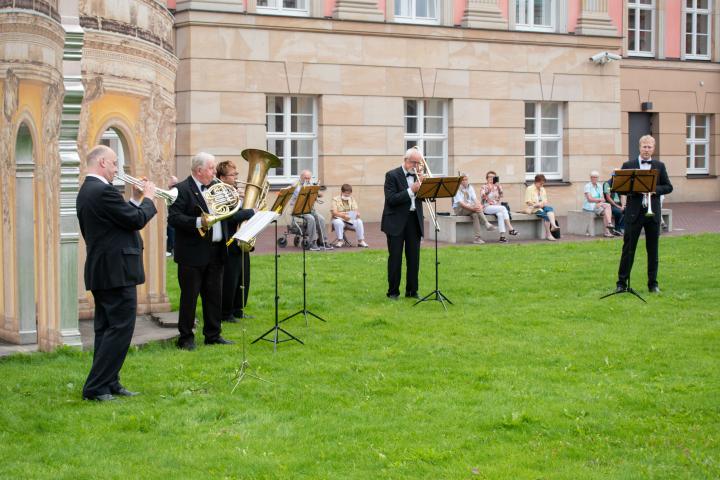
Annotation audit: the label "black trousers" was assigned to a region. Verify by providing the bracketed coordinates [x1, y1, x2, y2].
[386, 211, 421, 296]
[177, 244, 224, 345]
[222, 250, 251, 318]
[617, 214, 660, 288]
[83, 286, 137, 397]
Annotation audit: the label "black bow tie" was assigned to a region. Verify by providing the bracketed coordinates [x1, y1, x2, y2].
[201, 184, 208, 191]
[641, 160, 652, 165]
[406, 172, 416, 179]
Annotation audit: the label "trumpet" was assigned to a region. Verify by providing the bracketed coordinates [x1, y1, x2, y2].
[644, 192, 654, 217]
[114, 171, 178, 205]
[413, 158, 439, 232]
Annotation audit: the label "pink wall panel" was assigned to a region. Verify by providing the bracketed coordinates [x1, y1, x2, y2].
[568, 0, 580, 32]
[498, 0, 508, 19]
[665, 0, 682, 58]
[608, 0, 623, 36]
[454, 0, 465, 25]
[325, 0, 337, 16]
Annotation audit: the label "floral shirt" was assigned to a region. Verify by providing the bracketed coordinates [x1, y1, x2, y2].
[480, 183, 503, 206]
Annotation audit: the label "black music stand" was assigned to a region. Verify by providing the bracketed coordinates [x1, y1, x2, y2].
[281, 185, 326, 326]
[252, 186, 303, 351]
[600, 169, 658, 303]
[413, 176, 462, 311]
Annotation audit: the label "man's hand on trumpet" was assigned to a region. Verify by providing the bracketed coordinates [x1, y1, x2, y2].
[131, 177, 156, 203]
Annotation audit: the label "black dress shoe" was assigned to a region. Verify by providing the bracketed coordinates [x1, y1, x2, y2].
[387, 293, 400, 301]
[648, 286, 661, 293]
[615, 285, 627, 293]
[204, 336, 235, 345]
[177, 341, 197, 351]
[405, 292, 420, 299]
[222, 316, 239, 323]
[83, 393, 116, 402]
[112, 387, 139, 397]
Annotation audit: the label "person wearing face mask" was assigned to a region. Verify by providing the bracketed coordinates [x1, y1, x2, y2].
[330, 184, 369, 248]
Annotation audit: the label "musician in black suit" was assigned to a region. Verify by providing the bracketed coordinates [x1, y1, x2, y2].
[78, 145, 157, 401]
[169, 152, 234, 350]
[216, 160, 255, 321]
[616, 135, 673, 293]
[381, 146, 425, 300]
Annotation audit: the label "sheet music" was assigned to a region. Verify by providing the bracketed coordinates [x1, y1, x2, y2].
[232, 211, 280, 243]
[347, 211, 357, 220]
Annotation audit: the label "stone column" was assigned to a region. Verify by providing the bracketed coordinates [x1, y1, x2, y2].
[575, 0, 617, 36]
[333, 0, 384, 22]
[58, 1, 83, 347]
[14, 154, 36, 344]
[461, 0, 508, 30]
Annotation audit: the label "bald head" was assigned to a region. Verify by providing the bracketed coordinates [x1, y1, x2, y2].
[300, 170, 313, 184]
[86, 144, 118, 182]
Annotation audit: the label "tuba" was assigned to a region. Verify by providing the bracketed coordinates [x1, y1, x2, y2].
[231, 148, 282, 251]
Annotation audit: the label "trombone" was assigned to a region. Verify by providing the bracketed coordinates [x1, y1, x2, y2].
[114, 171, 178, 205]
[413, 157, 439, 231]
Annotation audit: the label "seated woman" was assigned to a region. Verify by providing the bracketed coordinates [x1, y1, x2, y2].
[452, 173, 496, 244]
[330, 184, 368, 248]
[479, 171, 517, 243]
[583, 170, 615, 237]
[523, 174, 560, 241]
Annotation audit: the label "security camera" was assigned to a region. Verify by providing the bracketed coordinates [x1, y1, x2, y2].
[590, 51, 622, 65]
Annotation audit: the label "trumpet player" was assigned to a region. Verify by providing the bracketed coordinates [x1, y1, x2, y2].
[616, 135, 673, 294]
[77, 145, 157, 401]
[381, 146, 425, 300]
[169, 152, 233, 350]
[216, 160, 256, 322]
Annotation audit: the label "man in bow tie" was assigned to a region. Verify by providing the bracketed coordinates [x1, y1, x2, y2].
[169, 152, 234, 350]
[616, 135, 673, 294]
[381, 146, 425, 300]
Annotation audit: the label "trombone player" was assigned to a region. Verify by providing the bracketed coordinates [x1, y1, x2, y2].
[381, 146, 425, 300]
[216, 160, 256, 322]
[169, 152, 234, 350]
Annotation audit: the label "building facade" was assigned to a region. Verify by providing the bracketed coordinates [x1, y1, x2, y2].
[174, 0, 718, 221]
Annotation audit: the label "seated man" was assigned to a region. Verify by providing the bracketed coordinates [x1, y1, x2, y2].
[290, 170, 332, 251]
[452, 173, 495, 244]
[330, 184, 369, 248]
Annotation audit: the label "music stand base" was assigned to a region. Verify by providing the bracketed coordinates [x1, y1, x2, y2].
[252, 325, 304, 351]
[600, 285, 647, 303]
[414, 289, 453, 311]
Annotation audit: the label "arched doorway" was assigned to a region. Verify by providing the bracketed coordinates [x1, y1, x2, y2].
[15, 123, 37, 344]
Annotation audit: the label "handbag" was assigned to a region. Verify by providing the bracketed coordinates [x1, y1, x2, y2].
[501, 202, 512, 221]
[551, 225, 561, 239]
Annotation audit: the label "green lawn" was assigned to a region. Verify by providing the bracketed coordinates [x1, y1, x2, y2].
[1, 234, 719, 479]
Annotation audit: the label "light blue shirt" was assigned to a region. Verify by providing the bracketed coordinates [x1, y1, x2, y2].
[583, 182, 603, 211]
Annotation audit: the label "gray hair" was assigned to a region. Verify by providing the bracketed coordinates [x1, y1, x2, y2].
[404, 146, 423, 161]
[191, 152, 215, 172]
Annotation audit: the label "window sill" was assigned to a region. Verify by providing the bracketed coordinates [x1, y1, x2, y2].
[686, 173, 716, 179]
[524, 180, 572, 187]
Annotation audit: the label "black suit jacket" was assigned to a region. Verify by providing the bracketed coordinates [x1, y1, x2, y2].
[620, 158, 673, 224]
[77, 176, 157, 291]
[381, 166, 424, 237]
[168, 176, 229, 266]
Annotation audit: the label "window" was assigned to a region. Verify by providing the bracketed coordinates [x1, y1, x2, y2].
[515, 0, 554, 30]
[256, 0, 309, 16]
[266, 96, 317, 182]
[685, 0, 711, 59]
[404, 99, 448, 175]
[687, 114, 710, 174]
[525, 102, 563, 180]
[628, 0, 655, 56]
[394, 0, 440, 24]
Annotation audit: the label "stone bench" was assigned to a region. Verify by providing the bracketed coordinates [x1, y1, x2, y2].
[429, 212, 543, 243]
[567, 208, 672, 236]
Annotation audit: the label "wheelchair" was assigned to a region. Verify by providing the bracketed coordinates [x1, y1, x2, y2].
[277, 215, 310, 249]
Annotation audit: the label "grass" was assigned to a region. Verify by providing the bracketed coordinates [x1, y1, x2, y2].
[1, 234, 719, 479]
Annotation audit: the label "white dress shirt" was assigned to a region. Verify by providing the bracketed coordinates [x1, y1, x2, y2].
[402, 166, 416, 211]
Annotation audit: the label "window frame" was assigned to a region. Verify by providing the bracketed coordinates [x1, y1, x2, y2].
[255, 0, 310, 17]
[686, 114, 710, 174]
[265, 95, 318, 184]
[403, 98, 448, 176]
[627, 0, 656, 57]
[684, 0, 712, 60]
[393, 0, 441, 25]
[514, 0, 556, 31]
[524, 102, 564, 181]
